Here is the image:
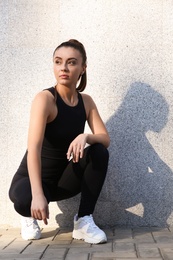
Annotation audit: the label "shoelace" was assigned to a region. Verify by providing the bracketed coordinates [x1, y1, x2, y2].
[24, 218, 38, 229]
[83, 215, 99, 229]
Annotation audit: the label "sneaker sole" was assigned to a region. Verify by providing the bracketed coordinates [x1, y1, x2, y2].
[72, 231, 107, 244]
[21, 232, 41, 240]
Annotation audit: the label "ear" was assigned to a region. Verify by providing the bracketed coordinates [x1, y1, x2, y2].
[81, 64, 87, 75]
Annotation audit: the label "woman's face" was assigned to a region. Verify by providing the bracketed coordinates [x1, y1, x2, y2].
[53, 47, 86, 88]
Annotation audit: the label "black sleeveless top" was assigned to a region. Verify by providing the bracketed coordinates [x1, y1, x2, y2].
[41, 87, 87, 159]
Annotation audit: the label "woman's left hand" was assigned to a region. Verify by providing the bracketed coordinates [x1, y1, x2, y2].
[67, 134, 88, 163]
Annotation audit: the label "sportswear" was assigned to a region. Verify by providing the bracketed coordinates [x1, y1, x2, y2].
[72, 214, 107, 244]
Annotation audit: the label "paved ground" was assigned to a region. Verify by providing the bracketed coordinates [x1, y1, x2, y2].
[1, 226, 173, 259]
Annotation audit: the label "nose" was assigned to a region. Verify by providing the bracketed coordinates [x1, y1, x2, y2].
[60, 62, 68, 71]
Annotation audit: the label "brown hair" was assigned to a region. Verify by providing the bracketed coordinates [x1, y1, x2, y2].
[53, 39, 87, 92]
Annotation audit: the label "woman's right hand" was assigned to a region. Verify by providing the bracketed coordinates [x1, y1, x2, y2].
[31, 194, 49, 225]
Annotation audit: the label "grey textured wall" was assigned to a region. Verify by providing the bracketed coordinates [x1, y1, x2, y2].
[1, 0, 173, 228]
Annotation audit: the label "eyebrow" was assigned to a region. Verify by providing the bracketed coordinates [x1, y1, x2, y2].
[54, 56, 78, 61]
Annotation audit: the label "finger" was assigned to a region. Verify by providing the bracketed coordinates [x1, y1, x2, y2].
[80, 148, 84, 158]
[74, 146, 82, 163]
[79, 144, 85, 159]
[43, 217, 48, 225]
[37, 211, 43, 220]
[32, 211, 41, 220]
[31, 210, 38, 220]
[67, 146, 73, 160]
[41, 210, 48, 225]
[77, 147, 82, 162]
[71, 145, 77, 162]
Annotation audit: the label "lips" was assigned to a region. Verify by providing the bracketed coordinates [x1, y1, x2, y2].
[60, 75, 69, 79]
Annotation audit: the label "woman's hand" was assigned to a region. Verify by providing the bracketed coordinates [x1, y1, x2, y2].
[31, 194, 49, 225]
[67, 133, 88, 163]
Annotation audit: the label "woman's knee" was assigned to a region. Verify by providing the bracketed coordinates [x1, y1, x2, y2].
[88, 143, 109, 168]
[90, 143, 109, 158]
[9, 178, 32, 216]
[14, 201, 31, 217]
[9, 186, 31, 216]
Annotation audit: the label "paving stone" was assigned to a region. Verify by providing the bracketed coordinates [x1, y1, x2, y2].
[50, 239, 72, 245]
[0, 236, 30, 252]
[70, 239, 92, 247]
[22, 244, 48, 257]
[133, 227, 169, 233]
[136, 242, 158, 248]
[161, 252, 173, 260]
[0, 227, 172, 260]
[115, 259, 162, 260]
[54, 230, 73, 241]
[0, 252, 40, 259]
[160, 248, 173, 260]
[2, 240, 32, 254]
[41, 245, 67, 259]
[154, 236, 173, 244]
[137, 247, 161, 258]
[91, 257, 116, 260]
[0, 239, 17, 250]
[113, 242, 135, 252]
[113, 229, 134, 243]
[114, 228, 133, 235]
[152, 231, 173, 243]
[92, 251, 137, 258]
[0, 229, 9, 235]
[39, 227, 59, 241]
[152, 230, 173, 236]
[65, 253, 89, 260]
[91, 241, 113, 251]
[114, 237, 135, 243]
[91, 252, 118, 258]
[68, 247, 107, 254]
[134, 233, 156, 243]
[160, 248, 173, 253]
[114, 227, 133, 234]
[2, 228, 21, 236]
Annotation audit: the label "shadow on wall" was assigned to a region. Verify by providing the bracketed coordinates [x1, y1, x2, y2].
[56, 82, 173, 227]
[104, 82, 173, 226]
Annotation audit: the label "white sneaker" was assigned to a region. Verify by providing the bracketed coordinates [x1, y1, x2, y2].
[21, 217, 41, 240]
[72, 214, 107, 244]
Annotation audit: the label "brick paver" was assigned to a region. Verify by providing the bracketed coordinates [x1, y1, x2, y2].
[1, 227, 173, 259]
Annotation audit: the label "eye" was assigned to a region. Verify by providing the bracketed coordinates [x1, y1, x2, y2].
[68, 60, 76, 65]
[55, 60, 61, 65]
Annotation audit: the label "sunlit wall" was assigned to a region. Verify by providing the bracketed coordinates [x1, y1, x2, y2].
[0, 0, 173, 227]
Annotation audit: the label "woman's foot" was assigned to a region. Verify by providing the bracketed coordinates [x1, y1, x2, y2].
[21, 216, 41, 240]
[72, 214, 107, 244]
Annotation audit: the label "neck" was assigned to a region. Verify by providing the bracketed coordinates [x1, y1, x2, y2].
[55, 84, 78, 106]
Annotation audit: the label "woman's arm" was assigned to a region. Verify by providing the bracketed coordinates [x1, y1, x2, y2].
[83, 94, 110, 148]
[27, 90, 54, 224]
[67, 94, 110, 163]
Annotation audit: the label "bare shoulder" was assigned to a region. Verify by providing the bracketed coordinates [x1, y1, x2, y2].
[80, 93, 96, 108]
[80, 93, 97, 119]
[31, 89, 55, 110]
[33, 89, 54, 103]
[30, 89, 56, 121]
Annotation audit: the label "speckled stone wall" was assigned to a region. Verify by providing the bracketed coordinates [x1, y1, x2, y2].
[1, 0, 173, 228]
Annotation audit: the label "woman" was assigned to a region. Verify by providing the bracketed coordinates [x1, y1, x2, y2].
[9, 39, 110, 244]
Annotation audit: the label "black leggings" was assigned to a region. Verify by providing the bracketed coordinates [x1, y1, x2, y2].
[9, 143, 109, 218]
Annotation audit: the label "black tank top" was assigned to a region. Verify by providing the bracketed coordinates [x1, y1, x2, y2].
[41, 87, 87, 159]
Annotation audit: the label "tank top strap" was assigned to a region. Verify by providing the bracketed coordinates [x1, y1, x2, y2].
[43, 86, 55, 96]
[44, 87, 84, 111]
